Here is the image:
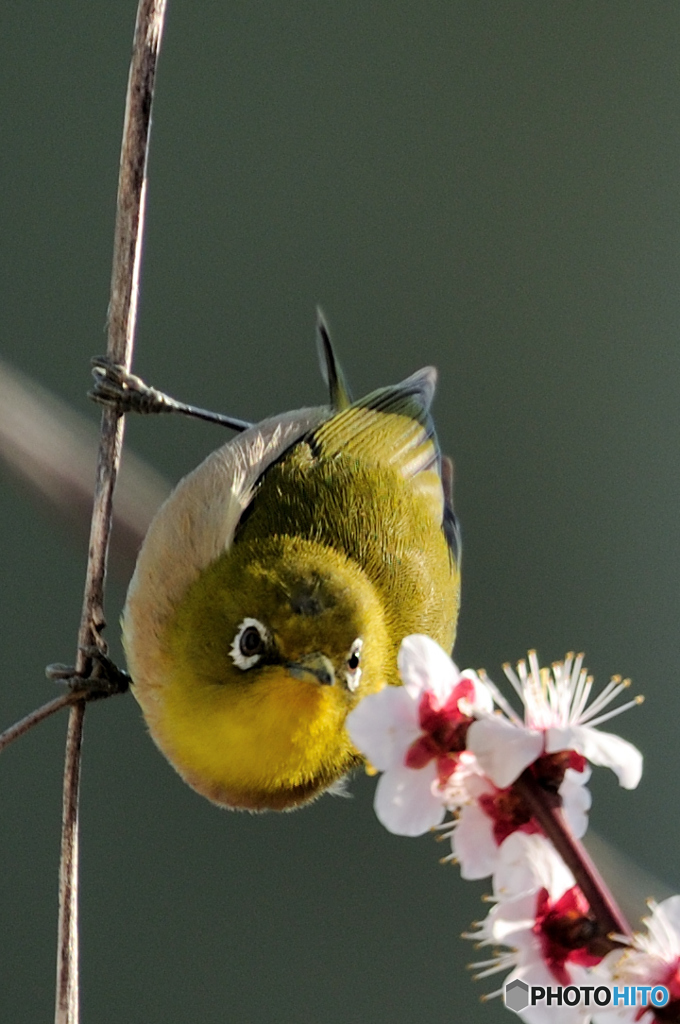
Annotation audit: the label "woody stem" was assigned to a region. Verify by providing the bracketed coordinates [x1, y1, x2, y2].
[514, 769, 631, 950]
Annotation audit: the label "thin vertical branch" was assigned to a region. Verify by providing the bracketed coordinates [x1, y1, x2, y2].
[54, 3, 168, 1023]
[55, 703, 85, 1024]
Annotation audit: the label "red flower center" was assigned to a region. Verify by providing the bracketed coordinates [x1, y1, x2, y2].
[404, 678, 476, 784]
[479, 750, 589, 846]
[534, 886, 603, 985]
[479, 788, 542, 845]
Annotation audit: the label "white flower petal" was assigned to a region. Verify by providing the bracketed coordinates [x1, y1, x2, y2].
[546, 725, 643, 789]
[398, 634, 458, 704]
[453, 804, 499, 880]
[373, 762, 445, 836]
[590, 949, 657, 1023]
[559, 766, 592, 839]
[591, 1003, 648, 1024]
[467, 717, 544, 788]
[346, 686, 419, 771]
[495, 833, 574, 902]
[654, 895, 680, 949]
[494, 834, 547, 900]
[590, 897, 680, 1022]
[487, 892, 538, 947]
[463, 672, 495, 715]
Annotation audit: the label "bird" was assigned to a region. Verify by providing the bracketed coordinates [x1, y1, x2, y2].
[122, 318, 461, 811]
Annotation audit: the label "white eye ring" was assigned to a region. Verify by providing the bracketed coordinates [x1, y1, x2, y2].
[230, 617, 270, 670]
[345, 637, 363, 692]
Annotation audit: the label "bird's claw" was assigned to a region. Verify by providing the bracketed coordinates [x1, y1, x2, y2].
[46, 646, 130, 700]
[89, 356, 175, 415]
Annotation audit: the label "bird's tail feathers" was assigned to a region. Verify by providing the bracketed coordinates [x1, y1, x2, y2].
[315, 307, 353, 411]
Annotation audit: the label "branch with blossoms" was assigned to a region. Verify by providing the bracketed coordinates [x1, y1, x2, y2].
[347, 637, 680, 1024]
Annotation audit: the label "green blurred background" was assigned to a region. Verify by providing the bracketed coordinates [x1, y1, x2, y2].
[1, 2, 679, 1021]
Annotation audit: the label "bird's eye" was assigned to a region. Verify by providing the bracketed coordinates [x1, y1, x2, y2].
[230, 618, 270, 670]
[240, 627, 264, 655]
[345, 638, 363, 692]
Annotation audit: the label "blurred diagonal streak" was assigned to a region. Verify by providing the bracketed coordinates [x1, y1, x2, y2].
[0, 357, 170, 578]
[584, 830, 674, 925]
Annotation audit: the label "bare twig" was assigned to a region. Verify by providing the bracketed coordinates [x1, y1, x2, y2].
[54, 3, 168, 1023]
[0, 694, 76, 753]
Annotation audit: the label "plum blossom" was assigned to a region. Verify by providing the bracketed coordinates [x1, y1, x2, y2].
[467, 651, 643, 791]
[465, 834, 603, 1024]
[593, 897, 680, 1024]
[447, 764, 592, 881]
[348, 634, 654, 1024]
[346, 634, 492, 836]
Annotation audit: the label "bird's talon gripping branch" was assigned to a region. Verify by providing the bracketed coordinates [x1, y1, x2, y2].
[89, 355, 177, 415]
[46, 646, 130, 700]
[89, 355, 252, 431]
[0, 651, 130, 756]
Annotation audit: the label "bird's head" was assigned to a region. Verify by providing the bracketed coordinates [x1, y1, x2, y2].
[138, 535, 393, 810]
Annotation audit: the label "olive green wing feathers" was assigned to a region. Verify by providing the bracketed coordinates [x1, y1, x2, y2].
[243, 320, 459, 562]
[308, 365, 460, 561]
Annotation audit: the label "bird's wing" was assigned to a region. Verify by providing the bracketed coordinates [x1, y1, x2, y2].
[308, 367, 460, 561]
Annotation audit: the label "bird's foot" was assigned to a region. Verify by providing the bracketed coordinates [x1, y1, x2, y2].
[89, 356, 179, 415]
[89, 355, 252, 431]
[46, 645, 131, 700]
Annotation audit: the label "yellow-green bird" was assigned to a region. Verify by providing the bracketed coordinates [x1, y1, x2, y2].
[123, 321, 460, 811]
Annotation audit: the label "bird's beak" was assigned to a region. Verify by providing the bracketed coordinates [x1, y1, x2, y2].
[286, 653, 335, 686]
